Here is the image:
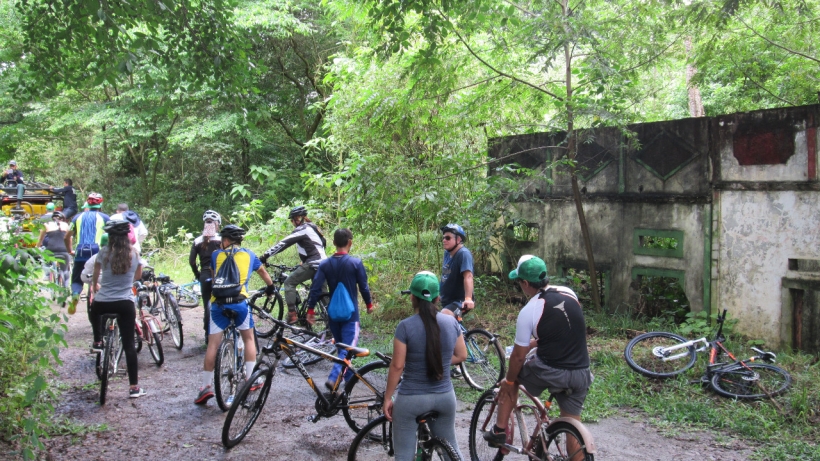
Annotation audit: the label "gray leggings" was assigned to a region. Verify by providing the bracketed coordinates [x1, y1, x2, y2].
[392, 389, 463, 461]
[284, 264, 316, 310]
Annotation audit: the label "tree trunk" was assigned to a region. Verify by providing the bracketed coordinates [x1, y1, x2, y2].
[685, 37, 705, 117]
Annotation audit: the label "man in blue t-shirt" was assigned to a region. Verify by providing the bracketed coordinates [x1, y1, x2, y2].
[307, 228, 373, 390]
[439, 223, 475, 317]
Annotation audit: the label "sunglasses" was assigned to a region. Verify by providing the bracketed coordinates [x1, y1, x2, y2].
[442, 236, 454, 241]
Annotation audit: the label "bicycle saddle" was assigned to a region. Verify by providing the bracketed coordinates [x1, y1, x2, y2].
[335, 343, 370, 357]
[100, 313, 118, 320]
[416, 411, 439, 424]
[221, 308, 239, 320]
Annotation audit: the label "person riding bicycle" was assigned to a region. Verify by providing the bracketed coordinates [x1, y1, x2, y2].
[484, 255, 593, 454]
[306, 228, 374, 391]
[37, 211, 72, 290]
[68, 193, 110, 314]
[383, 271, 467, 461]
[439, 223, 475, 317]
[81, 233, 108, 291]
[189, 210, 223, 343]
[89, 220, 146, 398]
[50, 178, 78, 219]
[259, 206, 327, 324]
[195, 225, 276, 405]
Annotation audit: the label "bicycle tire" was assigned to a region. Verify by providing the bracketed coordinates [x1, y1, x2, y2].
[710, 362, 791, 400]
[177, 285, 200, 308]
[164, 292, 184, 350]
[311, 293, 330, 333]
[147, 331, 164, 366]
[342, 360, 389, 435]
[113, 333, 124, 375]
[347, 415, 393, 461]
[215, 337, 237, 411]
[624, 331, 696, 378]
[250, 291, 283, 338]
[99, 324, 118, 405]
[95, 351, 103, 380]
[222, 367, 275, 448]
[282, 330, 336, 368]
[468, 388, 500, 461]
[422, 437, 461, 461]
[534, 420, 595, 461]
[134, 327, 143, 353]
[461, 329, 506, 391]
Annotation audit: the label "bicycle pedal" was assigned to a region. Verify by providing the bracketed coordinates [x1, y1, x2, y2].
[306, 415, 320, 423]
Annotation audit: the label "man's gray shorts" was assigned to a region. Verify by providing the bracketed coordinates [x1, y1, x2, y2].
[517, 354, 593, 416]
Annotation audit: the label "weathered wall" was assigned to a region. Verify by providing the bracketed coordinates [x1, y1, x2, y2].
[490, 103, 820, 349]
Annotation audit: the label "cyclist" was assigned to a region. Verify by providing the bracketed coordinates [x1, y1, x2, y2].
[189, 210, 222, 343]
[37, 202, 56, 223]
[483, 255, 593, 457]
[3, 160, 25, 210]
[36, 211, 72, 290]
[383, 271, 466, 461]
[68, 193, 110, 314]
[80, 233, 108, 292]
[50, 179, 78, 219]
[306, 228, 374, 390]
[439, 223, 475, 317]
[89, 220, 146, 398]
[195, 225, 276, 405]
[259, 206, 327, 324]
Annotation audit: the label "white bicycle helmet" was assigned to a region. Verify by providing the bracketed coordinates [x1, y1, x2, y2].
[202, 210, 221, 224]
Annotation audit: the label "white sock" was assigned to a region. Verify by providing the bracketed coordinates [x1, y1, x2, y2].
[245, 361, 256, 379]
[202, 371, 213, 388]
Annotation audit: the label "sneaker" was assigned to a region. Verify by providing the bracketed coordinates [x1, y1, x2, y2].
[90, 341, 104, 353]
[68, 294, 79, 315]
[194, 385, 215, 404]
[249, 377, 264, 392]
[325, 379, 335, 392]
[483, 425, 506, 447]
[306, 312, 316, 325]
[451, 366, 463, 378]
[287, 311, 298, 324]
[129, 387, 147, 398]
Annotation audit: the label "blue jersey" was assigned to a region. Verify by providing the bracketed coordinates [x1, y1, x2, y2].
[440, 247, 474, 306]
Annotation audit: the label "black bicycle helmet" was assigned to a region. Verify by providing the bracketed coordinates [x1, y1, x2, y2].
[52, 211, 65, 221]
[288, 206, 308, 219]
[219, 224, 246, 242]
[440, 223, 466, 242]
[103, 219, 131, 236]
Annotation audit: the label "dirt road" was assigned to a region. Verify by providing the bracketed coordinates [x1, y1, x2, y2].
[36, 303, 754, 460]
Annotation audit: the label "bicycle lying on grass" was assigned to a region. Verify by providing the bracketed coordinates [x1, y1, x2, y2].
[469, 385, 596, 461]
[221, 311, 390, 448]
[624, 309, 791, 399]
[347, 412, 460, 460]
[175, 280, 201, 308]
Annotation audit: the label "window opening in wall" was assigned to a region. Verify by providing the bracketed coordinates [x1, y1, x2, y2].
[789, 288, 820, 354]
[508, 220, 540, 243]
[788, 259, 820, 272]
[552, 267, 607, 310]
[631, 273, 690, 323]
[633, 228, 684, 258]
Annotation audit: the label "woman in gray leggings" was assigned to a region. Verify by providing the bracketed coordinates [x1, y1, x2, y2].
[383, 271, 467, 460]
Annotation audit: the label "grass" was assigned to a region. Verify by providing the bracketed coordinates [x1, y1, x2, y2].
[148, 227, 820, 460]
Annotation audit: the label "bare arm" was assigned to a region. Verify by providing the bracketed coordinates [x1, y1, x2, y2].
[451, 333, 467, 365]
[462, 270, 474, 311]
[383, 338, 406, 422]
[37, 229, 46, 247]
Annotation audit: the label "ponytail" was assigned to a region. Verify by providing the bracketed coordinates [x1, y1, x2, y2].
[414, 296, 443, 381]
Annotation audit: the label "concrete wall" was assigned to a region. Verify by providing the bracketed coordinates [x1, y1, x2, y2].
[490, 104, 820, 349]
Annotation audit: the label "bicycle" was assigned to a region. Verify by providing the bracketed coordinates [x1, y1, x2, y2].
[95, 314, 124, 405]
[175, 280, 201, 308]
[155, 273, 184, 349]
[249, 262, 335, 367]
[624, 309, 792, 400]
[44, 254, 71, 306]
[451, 306, 506, 391]
[468, 385, 596, 461]
[221, 308, 390, 448]
[213, 304, 254, 412]
[347, 412, 461, 461]
[134, 281, 165, 367]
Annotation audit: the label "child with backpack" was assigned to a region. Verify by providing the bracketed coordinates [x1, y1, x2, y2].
[306, 228, 374, 391]
[194, 225, 276, 405]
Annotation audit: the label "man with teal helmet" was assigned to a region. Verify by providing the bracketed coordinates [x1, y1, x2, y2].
[484, 255, 593, 455]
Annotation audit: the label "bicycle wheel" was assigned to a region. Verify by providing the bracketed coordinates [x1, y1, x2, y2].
[164, 292, 184, 350]
[624, 331, 696, 378]
[113, 333, 124, 375]
[215, 337, 238, 411]
[347, 415, 393, 461]
[147, 331, 164, 366]
[99, 324, 118, 405]
[422, 437, 460, 461]
[282, 330, 336, 368]
[710, 363, 791, 400]
[311, 293, 330, 333]
[177, 285, 200, 308]
[534, 420, 595, 461]
[461, 329, 506, 391]
[222, 367, 275, 448]
[468, 388, 501, 461]
[250, 291, 282, 338]
[134, 327, 143, 353]
[343, 360, 388, 435]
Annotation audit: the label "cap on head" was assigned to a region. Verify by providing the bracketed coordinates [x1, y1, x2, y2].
[508, 255, 548, 283]
[46, 202, 55, 211]
[100, 233, 109, 247]
[408, 271, 440, 301]
[8, 160, 16, 166]
[123, 210, 141, 226]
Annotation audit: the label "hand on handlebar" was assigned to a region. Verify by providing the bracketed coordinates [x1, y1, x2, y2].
[462, 299, 475, 311]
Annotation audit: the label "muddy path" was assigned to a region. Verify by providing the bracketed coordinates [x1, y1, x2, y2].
[25, 302, 755, 460]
